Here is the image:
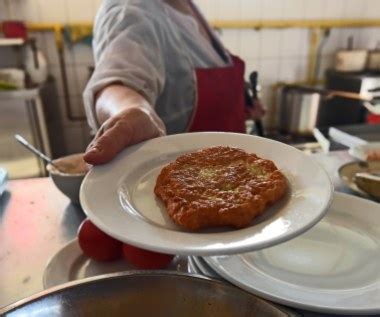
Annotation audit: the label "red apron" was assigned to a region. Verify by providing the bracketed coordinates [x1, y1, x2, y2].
[188, 55, 246, 133]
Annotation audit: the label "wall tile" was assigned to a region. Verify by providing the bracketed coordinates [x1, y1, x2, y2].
[63, 46, 76, 66]
[261, 0, 283, 20]
[323, 29, 346, 55]
[194, 0, 218, 21]
[304, 0, 326, 19]
[217, 0, 241, 20]
[282, 0, 305, 20]
[43, 33, 60, 66]
[65, 65, 80, 96]
[279, 57, 302, 83]
[240, 0, 262, 20]
[240, 30, 261, 59]
[66, 0, 94, 22]
[343, 0, 366, 19]
[299, 29, 310, 57]
[325, 0, 344, 19]
[73, 45, 95, 66]
[92, 0, 103, 18]
[36, 0, 68, 23]
[358, 27, 380, 50]
[14, 0, 41, 21]
[75, 65, 92, 95]
[259, 30, 281, 58]
[363, 0, 380, 19]
[318, 54, 334, 81]
[258, 58, 280, 85]
[279, 29, 302, 57]
[0, 1, 6, 20]
[220, 30, 241, 54]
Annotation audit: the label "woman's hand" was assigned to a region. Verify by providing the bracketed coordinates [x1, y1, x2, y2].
[84, 85, 166, 165]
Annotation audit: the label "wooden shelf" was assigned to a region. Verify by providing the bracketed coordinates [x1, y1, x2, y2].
[0, 88, 39, 101]
[0, 38, 25, 46]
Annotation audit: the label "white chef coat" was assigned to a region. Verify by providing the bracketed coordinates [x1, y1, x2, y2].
[83, 0, 230, 134]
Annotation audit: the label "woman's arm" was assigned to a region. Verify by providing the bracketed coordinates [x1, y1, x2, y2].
[84, 84, 166, 165]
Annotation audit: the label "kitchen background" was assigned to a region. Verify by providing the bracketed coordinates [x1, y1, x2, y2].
[0, 0, 379, 178]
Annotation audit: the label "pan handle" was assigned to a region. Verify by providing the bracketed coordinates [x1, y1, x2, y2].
[325, 90, 373, 102]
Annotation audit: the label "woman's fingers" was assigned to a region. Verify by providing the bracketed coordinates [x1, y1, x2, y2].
[84, 107, 166, 165]
[84, 129, 126, 165]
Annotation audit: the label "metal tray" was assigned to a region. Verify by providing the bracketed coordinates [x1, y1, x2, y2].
[1, 271, 296, 317]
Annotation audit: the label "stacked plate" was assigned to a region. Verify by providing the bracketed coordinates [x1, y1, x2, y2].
[188, 192, 380, 316]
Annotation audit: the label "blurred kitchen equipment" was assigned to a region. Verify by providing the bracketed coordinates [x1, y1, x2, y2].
[0, 68, 25, 90]
[14, 134, 59, 170]
[334, 36, 368, 72]
[250, 72, 264, 136]
[24, 44, 48, 85]
[326, 69, 380, 123]
[2, 21, 27, 39]
[0, 272, 295, 317]
[278, 85, 375, 135]
[367, 42, 380, 72]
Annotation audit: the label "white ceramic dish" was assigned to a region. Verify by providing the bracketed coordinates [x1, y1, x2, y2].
[43, 239, 187, 289]
[47, 153, 88, 205]
[191, 256, 220, 279]
[80, 132, 333, 256]
[349, 142, 380, 161]
[204, 192, 380, 315]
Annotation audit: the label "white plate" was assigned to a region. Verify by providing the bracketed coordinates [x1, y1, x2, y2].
[349, 142, 380, 161]
[204, 192, 380, 315]
[43, 239, 187, 289]
[80, 132, 333, 256]
[191, 256, 221, 279]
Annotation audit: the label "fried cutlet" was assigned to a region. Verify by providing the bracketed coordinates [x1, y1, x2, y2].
[154, 146, 287, 231]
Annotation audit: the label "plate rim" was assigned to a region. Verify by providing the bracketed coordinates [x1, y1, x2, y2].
[43, 239, 79, 289]
[204, 192, 380, 315]
[80, 132, 334, 256]
[338, 160, 380, 198]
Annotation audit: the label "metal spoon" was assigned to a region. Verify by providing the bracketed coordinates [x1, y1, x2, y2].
[14, 134, 61, 171]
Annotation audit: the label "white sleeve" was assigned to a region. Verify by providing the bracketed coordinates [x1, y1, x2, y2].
[83, 2, 165, 132]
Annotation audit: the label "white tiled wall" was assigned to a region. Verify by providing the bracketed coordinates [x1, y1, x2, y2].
[1, 0, 380, 148]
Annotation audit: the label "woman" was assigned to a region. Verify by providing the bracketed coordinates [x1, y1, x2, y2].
[83, 0, 265, 165]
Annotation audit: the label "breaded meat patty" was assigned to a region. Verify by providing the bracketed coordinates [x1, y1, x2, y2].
[154, 146, 287, 230]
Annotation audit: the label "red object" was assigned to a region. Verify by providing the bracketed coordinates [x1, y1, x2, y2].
[122, 244, 174, 269]
[367, 114, 380, 124]
[188, 55, 246, 133]
[78, 219, 122, 262]
[2, 21, 28, 39]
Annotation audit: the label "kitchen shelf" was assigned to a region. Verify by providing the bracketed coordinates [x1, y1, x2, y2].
[0, 88, 39, 101]
[0, 38, 24, 46]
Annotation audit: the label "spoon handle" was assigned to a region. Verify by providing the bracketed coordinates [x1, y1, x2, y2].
[14, 134, 55, 166]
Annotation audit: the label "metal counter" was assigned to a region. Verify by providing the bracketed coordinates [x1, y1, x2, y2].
[0, 178, 85, 307]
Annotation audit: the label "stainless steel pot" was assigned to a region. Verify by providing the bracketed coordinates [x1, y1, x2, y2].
[0, 271, 295, 317]
[278, 85, 374, 135]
